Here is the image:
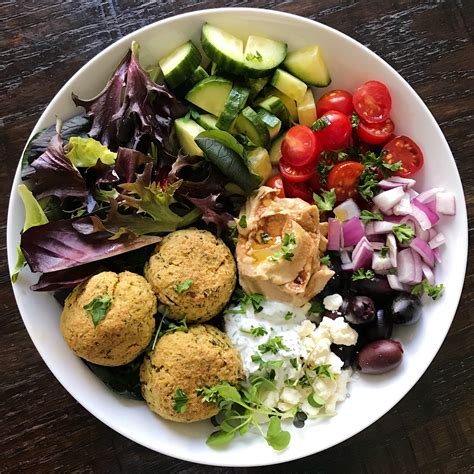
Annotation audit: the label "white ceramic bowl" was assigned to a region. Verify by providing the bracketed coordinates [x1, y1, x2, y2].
[7, 7, 468, 467]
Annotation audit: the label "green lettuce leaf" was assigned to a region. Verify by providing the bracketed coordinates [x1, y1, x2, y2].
[66, 136, 117, 168]
[12, 184, 49, 282]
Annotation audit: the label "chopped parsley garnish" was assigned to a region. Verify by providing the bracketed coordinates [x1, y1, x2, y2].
[251, 354, 285, 370]
[357, 168, 380, 201]
[351, 112, 360, 128]
[290, 358, 298, 369]
[392, 224, 415, 244]
[172, 388, 188, 413]
[284, 311, 294, 321]
[240, 326, 268, 337]
[196, 386, 222, 404]
[165, 318, 188, 334]
[314, 364, 336, 380]
[311, 116, 331, 131]
[83, 295, 112, 327]
[245, 50, 263, 62]
[183, 108, 200, 122]
[360, 209, 384, 223]
[313, 188, 336, 212]
[380, 246, 389, 258]
[297, 374, 311, 387]
[351, 268, 375, 281]
[234, 289, 265, 313]
[175, 279, 193, 294]
[268, 232, 297, 262]
[320, 255, 331, 266]
[317, 161, 334, 187]
[258, 336, 289, 354]
[238, 214, 247, 228]
[309, 298, 324, 314]
[411, 280, 445, 300]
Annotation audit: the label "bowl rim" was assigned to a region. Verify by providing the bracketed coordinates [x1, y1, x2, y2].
[7, 6, 468, 467]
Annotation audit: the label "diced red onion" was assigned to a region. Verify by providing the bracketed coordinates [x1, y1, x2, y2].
[384, 207, 394, 216]
[407, 189, 419, 199]
[433, 247, 442, 263]
[428, 229, 437, 240]
[387, 274, 410, 291]
[352, 237, 374, 271]
[340, 250, 351, 265]
[372, 251, 392, 273]
[333, 199, 361, 221]
[421, 263, 436, 285]
[386, 234, 397, 267]
[417, 187, 444, 204]
[373, 186, 405, 212]
[411, 199, 439, 230]
[366, 221, 396, 236]
[370, 242, 385, 250]
[342, 216, 365, 247]
[378, 176, 416, 191]
[378, 180, 404, 191]
[384, 215, 405, 224]
[435, 192, 456, 216]
[393, 193, 412, 216]
[410, 237, 435, 267]
[341, 262, 354, 271]
[328, 218, 343, 250]
[342, 246, 355, 251]
[411, 250, 423, 284]
[429, 232, 445, 249]
[398, 248, 416, 284]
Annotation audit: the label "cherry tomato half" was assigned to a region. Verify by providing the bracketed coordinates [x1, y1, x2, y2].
[353, 80, 392, 123]
[279, 158, 317, 183]
[327, 161, 365, 202]
[282, 179, 314, 202]
[281, 125, 322, 167]
[357, 117, 395, 146]
[314, 111, 352, 151]
[265, 174, 286, 198]
[316, 89, 354, 116]
[308, 172, 322, 193]
[383, 135, 424, 178]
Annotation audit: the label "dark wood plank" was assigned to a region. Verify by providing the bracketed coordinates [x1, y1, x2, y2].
[1, 0, 473, 472]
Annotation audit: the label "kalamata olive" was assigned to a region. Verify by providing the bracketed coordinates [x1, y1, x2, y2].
[341, 296, 375, 325]
[350, 276, 394, 301]
[356, 339, 404, 374]
[388, 293, 422, 325]
[320, 259, 347, 298]
[331, 343, 357, 368]
[362, 309, 393, 342]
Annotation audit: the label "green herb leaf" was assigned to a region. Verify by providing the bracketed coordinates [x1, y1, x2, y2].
[383, 160, 402, 172]
[165, 318, 188, 334]
[320, 255, 331, 266]
[207, 430, 235, 447]
[309, 299, 324, 314]
[196, 386, 222, 404]
[380, 246, 389, 258]
[83, 295, 113, 327]
[240, 326, 268, 337]
[258, 336, 289, 355]
[351, 112, 360, 128]
[290, 358, 298, 369]
[234, 289, 265, 313]
[284, 311, 294, 321]
[175, 279, 193, 294]
[265, 416, 290, 451]
[313, 189, 337, 212]
[392, 224, 415, 244]
[311, 116, 331, 131]
[238, 214, 247, 228]
[183, 108, 201, 122]
[314, 364, 335, 380]
[360, 209, 384, 223]
[308, 392, 326, 408]
[172, 388, 188, 413]
[268, 232, 297, 262]
[411, 280, 445, 300]
[317, 161, 334, 187]
[245, 50, 263, 62]
[357, 169, 380, 201]
[351, 268, 375, 281]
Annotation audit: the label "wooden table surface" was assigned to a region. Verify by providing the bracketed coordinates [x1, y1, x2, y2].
[1, 1, 473, 472]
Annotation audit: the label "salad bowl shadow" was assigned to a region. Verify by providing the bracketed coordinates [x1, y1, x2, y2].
[7, 7, 468, 467]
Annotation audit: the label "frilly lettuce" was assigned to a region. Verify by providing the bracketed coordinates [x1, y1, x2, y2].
[66, 136, 117, 167]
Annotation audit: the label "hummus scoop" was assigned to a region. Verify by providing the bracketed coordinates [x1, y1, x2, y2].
[236, 186, 334, 306]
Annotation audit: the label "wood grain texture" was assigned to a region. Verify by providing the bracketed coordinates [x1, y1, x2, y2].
[1, 0, 473, 472]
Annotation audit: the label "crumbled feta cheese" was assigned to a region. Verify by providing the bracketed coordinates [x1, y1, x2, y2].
[280, 387, 302, 405]
[320, 316, 358, 346]
[323, 293, 343, 311]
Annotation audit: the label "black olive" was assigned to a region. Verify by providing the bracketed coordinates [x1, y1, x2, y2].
[362, 308, 393, 342]
[341, 296, 375, 325]
[388, 293, 422, 325]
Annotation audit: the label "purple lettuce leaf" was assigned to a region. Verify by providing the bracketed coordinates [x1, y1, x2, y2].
[20, 218, 161, 274]
[28, 133, 88, 202]
[114, 147, 152, 183]
[187, 194, 234, 235]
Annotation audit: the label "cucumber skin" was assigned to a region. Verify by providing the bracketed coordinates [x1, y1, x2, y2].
[173, 66, 209, 97]
[235, 107, 270, 147]
[160, 41, 202, 89]
[256, 95, 291, 127]
[185, 76, 232, 116]
[216, 85, 250, 131]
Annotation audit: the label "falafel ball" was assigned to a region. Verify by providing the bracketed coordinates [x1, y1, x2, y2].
[60, 271, 157, 366]
[144, 229, 236, 322]
[140, 324, 244, 422]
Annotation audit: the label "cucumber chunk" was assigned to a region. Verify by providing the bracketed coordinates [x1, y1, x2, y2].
[255, 96, 290, 128]
[269, 133, 286, 165]
[268, 88, 298, 122]
[185, 76, 232, 116]
[297, 88, 317, 127]
[195, 114, 218, 130]
[159, 41, 202, 89]
[256, 109, 281, 139]
[202, 24, 245, 75]
[243, 35, 287, 78]
[173, 66, 209, 97]
[283, 45, 331, 87]
[271, 68, 307, 102]
[175, 118, 205, 156]
[216, 85, 250, 131]
[247, 76, 270, 99]
[235, 106, 270, 147]
[246, 147, 272, 184]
